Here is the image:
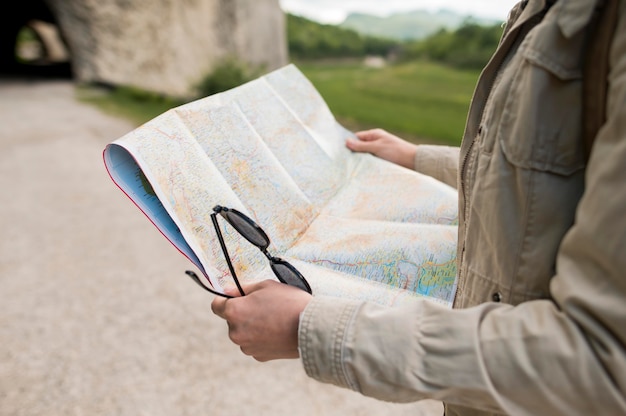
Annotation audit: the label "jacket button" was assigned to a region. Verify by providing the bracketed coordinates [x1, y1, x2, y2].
[492, 292, 502, 302]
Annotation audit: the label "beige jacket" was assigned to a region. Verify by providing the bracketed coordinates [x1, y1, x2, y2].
[298, 0, 626, 414]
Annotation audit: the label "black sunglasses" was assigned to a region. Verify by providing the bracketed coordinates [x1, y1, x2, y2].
[185, 205, 312, 298]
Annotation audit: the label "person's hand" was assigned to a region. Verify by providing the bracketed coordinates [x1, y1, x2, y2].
[211, 279, 313, 362]
[346, 128, 418, 169]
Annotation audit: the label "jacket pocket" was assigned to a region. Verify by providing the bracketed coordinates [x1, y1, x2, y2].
[496, 17, 587, 175]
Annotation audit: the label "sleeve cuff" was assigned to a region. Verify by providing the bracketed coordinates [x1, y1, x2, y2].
[298, 296, 362, 390]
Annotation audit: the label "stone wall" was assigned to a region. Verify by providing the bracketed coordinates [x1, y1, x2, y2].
[45, 0, 287, 98]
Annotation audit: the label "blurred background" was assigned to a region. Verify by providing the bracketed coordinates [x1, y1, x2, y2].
[1, 1, 515, 415]
[2, 0, 517, 145]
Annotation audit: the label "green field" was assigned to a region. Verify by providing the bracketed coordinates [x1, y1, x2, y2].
[297, 60, 481, 145]
[81, 60, 481, 146]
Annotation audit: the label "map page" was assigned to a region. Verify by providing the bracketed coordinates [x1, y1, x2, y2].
[103, 64, 459, 307]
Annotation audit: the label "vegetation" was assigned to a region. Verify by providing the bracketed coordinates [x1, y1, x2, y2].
[77, 85, 183, 126]
[287, 14, 397, 59]
[339, 10, 498, 41]
[402, 22, 504, 69]
[300, 61, 479, 145]
[285, 14, 500, 143]
[81, 13, 500, 144]
[79, 58, 265, 126]
[288, 13, 502, 70]
[194, 56, 266, 97]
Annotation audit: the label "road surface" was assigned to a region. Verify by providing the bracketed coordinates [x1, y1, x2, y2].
[0, 78, 442, 416]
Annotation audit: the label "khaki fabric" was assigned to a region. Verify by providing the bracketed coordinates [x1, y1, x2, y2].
[298, 0, 626, 414]
[413, 144, 459, 189]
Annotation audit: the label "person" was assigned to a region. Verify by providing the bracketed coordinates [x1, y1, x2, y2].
[211, 0, 626, 414]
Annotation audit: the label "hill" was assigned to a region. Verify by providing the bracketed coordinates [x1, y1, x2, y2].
[340, 9, 500, 40]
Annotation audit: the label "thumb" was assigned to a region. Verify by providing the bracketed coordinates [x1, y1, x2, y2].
[223, 282, 244, 297]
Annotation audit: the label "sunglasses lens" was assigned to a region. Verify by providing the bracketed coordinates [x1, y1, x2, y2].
[272, 262, 311, 293]
[224, 211, 268, 247]
[215, 206, 310, 295]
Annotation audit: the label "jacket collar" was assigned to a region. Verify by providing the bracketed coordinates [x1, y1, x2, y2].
[510, 0, 597, 38]
[556, 0, 598, 37]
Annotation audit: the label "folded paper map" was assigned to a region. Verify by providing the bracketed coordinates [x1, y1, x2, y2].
[103, 64, 459, 307]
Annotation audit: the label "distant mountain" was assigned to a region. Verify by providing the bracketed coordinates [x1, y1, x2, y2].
[339, 9, 501, 40]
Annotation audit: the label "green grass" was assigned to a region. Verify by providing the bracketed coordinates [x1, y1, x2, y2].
[297, 60, 480, 145]
[76, 85, 184, 127]
[78, 60, 480, 146]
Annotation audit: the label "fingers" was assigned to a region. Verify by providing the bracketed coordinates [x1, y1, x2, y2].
[209, 279, 312, 361]
[348, 128, 391, 153]
[346, 137, 366, 152]
[211, 280, 277, 318]
[355, 128, 388, 141]
[347, 128, 417, 169]
[346, 135, 380, 153]
[348, 129, 384, 151]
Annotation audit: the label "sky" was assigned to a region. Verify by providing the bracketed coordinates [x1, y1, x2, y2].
[279, 0, 520, 24]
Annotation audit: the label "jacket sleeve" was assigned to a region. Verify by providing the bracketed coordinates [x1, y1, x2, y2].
[298, 5, 626, 415]
[413, 144, 459, 189]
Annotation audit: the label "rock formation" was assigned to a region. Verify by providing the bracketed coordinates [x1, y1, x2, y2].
[3, 0, 288, 98]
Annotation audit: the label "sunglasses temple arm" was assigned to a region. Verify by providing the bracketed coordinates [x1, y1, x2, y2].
[184, 270, 234, 298]
[211, 213, 246, 296]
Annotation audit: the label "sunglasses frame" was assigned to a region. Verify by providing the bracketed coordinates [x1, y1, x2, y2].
[185, 205, 312, 297]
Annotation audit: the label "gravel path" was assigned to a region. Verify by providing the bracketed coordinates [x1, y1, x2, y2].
[0, 78, 442, 416]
